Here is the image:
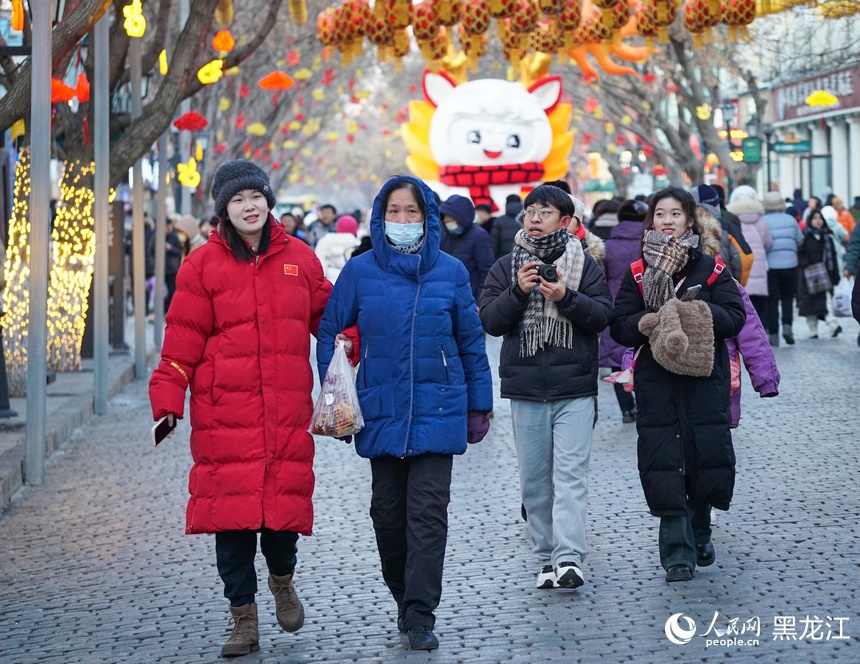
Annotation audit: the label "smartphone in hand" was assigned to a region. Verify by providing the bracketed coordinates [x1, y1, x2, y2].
[680, 285, 702, 302]
[151, 416, 177, 446]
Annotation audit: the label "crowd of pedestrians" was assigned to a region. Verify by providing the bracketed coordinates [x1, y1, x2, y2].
[148, 159, 860, 658]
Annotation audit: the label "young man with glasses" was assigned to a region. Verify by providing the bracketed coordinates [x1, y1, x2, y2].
[479, 184, 612, 590]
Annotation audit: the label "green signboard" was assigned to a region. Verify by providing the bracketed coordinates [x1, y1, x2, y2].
[742, 137, 762, 163]
[772, 140, 812, 154]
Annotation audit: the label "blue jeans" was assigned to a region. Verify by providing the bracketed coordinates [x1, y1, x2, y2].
[658, 501, 712, 571]
[510, 397, 594, 568]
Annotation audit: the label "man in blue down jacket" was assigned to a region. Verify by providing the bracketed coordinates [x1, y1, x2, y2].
[479, 184, 612, 591]
[317, 175, 492, 651]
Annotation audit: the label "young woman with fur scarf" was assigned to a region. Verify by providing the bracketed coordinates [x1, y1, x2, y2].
[610, 187, 746, 584]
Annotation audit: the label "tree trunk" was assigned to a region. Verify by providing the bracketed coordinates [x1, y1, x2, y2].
[46, 160, 97, 372]
[1, 149, 32, 396]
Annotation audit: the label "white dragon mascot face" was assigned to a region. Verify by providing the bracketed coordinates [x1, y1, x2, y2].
[423, 71, 562, 211]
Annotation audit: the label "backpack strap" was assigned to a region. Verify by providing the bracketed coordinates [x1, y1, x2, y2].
[632, 256, 725, 296]
[630, 259, 645, 296]
[707, 256, 726, 287]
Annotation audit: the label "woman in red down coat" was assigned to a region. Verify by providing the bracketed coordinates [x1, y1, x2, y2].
[149, 160, 356, 659]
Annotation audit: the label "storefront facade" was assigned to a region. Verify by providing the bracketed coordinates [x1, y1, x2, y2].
[768, 62, 860, 202]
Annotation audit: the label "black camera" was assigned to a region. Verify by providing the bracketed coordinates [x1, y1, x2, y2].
[537, 264, 558, 282]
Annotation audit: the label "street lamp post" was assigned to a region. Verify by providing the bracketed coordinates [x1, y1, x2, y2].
[722, 99, 735, 197]
[763, 124, 774, 193]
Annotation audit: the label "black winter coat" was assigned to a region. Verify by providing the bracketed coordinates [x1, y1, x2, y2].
[490, 200, 524, 259]
[610, 248, 746, 517]
[797, 228, 839, 317]
[479, 251, 612, 402]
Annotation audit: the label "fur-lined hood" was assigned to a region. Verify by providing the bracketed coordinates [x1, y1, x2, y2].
[695, 205, 723, 258]
[725, 198, 765, 217]
[584, 229, 606, 265]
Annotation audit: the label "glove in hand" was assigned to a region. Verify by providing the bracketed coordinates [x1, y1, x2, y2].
[467, 412, 490, 444]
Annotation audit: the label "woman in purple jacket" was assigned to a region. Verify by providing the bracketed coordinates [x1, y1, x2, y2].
[599, 200, 647, 422]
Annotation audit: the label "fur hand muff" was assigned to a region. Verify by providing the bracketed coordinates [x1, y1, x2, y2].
[638, 312, 659, 336]
[640, 298, 715, 377]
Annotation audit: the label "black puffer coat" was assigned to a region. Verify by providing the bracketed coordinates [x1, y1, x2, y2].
[479, 251, 612, 402]
[610, 247, 746, 516]
[797, 227, 839, 317]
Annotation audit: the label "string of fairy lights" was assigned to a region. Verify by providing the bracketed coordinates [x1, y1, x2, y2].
[46, 160, 97, 372]
[2, 149, 32, 396]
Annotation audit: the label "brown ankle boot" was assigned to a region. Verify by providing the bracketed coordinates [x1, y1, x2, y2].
[220, 603, 260, 658]
[268, 572, 305, 632]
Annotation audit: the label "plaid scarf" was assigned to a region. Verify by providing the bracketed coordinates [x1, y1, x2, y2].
[510, 228, 585, 357]
[641, 229, 699, 311]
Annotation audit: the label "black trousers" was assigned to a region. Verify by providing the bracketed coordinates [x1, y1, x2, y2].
[215, 529, 299, 607]
[765, 267, 798, 334]
[370, 453, 453, 630]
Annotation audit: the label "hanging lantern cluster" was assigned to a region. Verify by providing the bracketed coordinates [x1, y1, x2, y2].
[315, 0, 761, 71]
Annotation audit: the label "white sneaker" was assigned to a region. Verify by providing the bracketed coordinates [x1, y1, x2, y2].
[536, 565, 558, 589]
[555, 561, 584, 589]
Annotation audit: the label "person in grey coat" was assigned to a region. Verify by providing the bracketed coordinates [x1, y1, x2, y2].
[762, 192, 804, 345]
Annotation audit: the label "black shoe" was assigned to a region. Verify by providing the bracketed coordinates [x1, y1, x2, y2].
[622, 410, 636, 424]
[521, 503, 528, 522]
[665, 564, 693, 582]
[783, 331, 795, 345]
[696, 541, 715, 567]
[831, 325, 843, 338]
[397, 617, 407, 634]
[407, 627, 439, 651]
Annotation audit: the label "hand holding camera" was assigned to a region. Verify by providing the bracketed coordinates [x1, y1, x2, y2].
[516, 262, 566, 302]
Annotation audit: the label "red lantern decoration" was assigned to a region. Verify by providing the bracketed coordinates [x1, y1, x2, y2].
[431, 0, 461, 26]
[461, 0, 491, 34]
[684, 0, 720, 48]
[412, 3, 439, 41]
[51, 79, 77, 103]
[173, 111, 208, 131]
[721, 0, 755, 41]
[75, 72, 90, 103]
[259, 72, 296, 90]
[489, 0, 517, 19]
[212, 30, 235, 52]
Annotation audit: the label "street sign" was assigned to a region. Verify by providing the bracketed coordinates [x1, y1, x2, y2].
[742, 137, 762, 163]
[772, 140, 812, 154]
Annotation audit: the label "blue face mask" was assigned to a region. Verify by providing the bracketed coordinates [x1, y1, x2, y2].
[384, 221, 424, 247]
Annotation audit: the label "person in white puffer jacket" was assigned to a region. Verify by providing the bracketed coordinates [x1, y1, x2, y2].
[314, 215, 360, 284]
[726, 185, 774, 342]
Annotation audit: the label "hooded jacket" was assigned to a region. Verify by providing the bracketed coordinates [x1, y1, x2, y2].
[149, 217, 333, 535]
[610, 244, 746, 516]
[599, 219, 644, 368]
[316, 176, 493, 459]
[490, 198, 524, 259]
[698, 209, 779, 428]
[726, 197, 773, 296]
[440, 213, 495, 302]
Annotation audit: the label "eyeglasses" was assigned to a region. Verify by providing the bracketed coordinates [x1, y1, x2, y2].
[523, 207, 556, 221]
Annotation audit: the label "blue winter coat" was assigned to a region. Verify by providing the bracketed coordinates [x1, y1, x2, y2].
[317, 176, 493, 459]
[763, 211, 803, 269]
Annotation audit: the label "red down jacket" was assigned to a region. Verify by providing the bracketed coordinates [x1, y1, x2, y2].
[149, 217, 333, 536]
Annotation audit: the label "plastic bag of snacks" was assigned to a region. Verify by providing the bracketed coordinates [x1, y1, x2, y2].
[310, 343, 364, 437]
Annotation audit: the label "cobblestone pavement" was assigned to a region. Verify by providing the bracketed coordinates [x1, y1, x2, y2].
[0, 320, 858, 663]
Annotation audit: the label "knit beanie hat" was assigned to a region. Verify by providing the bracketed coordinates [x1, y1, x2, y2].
[762, 191, 786, 212]
[336, 215, 359, 235]
[617, 199, 648, 222]
[569, 194, 586, 223]
[211, 160, 277, 220]
[728, 184, 759, 206]
[690, 184, 720, 208]
[439, 195, 475, 226]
